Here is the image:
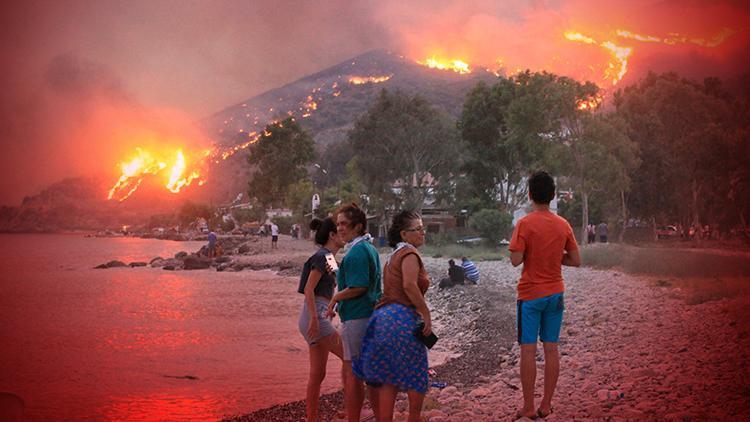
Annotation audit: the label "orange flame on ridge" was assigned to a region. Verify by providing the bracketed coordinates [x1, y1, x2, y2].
[348, 75, 392, 85]
[565, 31, 632, 86]
[417, 57, 471, 74]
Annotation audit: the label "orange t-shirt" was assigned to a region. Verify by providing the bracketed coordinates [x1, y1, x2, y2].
[509, 211, 579, 301]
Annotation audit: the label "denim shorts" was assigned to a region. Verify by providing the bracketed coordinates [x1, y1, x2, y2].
[341, 317, 370, 361]
[298, 296, 336, 345]
[517, 293, 564, 344]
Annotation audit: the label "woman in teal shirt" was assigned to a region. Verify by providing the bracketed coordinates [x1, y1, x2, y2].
[326, 203, 382, 422]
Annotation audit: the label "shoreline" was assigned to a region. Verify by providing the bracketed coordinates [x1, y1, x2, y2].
[87, 235, 750, 420]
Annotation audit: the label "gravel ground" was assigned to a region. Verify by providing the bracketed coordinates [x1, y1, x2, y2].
[227, 247, 750, 421]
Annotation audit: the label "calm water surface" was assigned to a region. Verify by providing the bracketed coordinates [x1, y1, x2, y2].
[0, 234, 340, 420]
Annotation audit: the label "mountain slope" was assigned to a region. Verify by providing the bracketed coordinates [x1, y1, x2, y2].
[202, 49, 496, 203]
[2, 50, 497, 231]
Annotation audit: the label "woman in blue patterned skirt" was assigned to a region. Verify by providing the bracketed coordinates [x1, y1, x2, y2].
[354, 210, 432, 421]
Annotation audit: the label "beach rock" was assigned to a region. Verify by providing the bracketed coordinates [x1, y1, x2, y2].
[597, 389, 623, 401]
[94, 260, 127, 269]
[469, 386, 491, 398]
[440, 386, 459, 396]
[150, 258, 166, 267]
[238, 244, 251, 254]
[175, 251, 188, 259]
[422, 409, 447, 419]
[183, 254, 211, 270]
[215, 255, 231, 263]
[129, 262, 147, 267]
[163, 265, 176, 271]
[93, 263, 108, 269]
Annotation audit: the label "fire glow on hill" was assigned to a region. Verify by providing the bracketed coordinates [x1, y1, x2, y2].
[107, 19, 737, 202]
[107, 134, 266, 202]
[413, 26, 734, 86]
[108, 71, 398, 201]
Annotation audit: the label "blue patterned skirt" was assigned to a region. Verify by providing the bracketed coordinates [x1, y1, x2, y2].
[353, 303, 428, 394]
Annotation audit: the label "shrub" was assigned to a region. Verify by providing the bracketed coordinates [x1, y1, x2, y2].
[469, 208, 513, 245]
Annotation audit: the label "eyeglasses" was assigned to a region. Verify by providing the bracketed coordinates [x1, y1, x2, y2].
[404, 226, 426, 233]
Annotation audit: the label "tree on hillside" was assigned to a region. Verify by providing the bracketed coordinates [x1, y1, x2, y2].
[547, 112, 639, 242]
[321, 160, 369, 215]
[614, 72, 733, 240]
[247, 117, 316, 208]
[458, 72, 563, 212]
[311, 139, 355, 191]
[348, 89, 460, 214]
[286, 179, 314, 224]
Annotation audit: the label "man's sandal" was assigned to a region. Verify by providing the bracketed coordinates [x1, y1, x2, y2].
[536, 407, 554, 418]
[515, 410, 538, 420]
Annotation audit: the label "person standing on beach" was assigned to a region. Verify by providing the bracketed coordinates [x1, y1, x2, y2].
[355, 210, 432, 422]
[596, 221, 608, 243]
[508, 171, 581, 419]
[326, 203, 382, 421]
[271, 222, 279, 249]
[297, 217, 345, 422]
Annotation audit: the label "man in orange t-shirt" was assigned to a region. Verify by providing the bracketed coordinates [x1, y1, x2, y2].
[508, 171, 581, 419]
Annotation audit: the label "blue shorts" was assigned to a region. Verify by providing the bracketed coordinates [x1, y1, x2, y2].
[517, 293, 564, 344]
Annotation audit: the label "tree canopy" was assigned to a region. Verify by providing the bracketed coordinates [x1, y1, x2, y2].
[247, 117, 316, 208]
[348, 89, 460, 213]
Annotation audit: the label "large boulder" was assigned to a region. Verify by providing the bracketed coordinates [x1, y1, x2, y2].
[129, 262, 147, 267]
[182, 254, 211, 270]
[174, 251, 188, 259]
[237, 244, 251, 254]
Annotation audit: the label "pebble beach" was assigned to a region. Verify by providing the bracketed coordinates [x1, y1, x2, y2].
[219, 238, 750, 421]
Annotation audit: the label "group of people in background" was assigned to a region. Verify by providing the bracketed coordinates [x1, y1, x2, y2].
[297, 171, 581, 421]
[586, 222, 608, 243]
[298, 203, 431, 421]
[439, 256, 480, 289]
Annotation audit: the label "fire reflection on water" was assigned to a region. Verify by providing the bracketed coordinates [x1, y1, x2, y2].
[0, 234, 338, 420]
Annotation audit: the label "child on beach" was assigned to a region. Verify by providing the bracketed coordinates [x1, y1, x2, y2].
[508, 171, 580, 419]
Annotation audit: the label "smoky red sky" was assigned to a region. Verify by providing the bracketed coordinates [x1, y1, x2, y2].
[1, 0, 748, 206]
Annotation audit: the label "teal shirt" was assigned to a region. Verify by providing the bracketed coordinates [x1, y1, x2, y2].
[337, 240, 382, 321]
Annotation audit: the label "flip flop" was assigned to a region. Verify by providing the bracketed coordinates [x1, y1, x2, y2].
[515, 410, 539, 420]
[536, 407, 554, 418]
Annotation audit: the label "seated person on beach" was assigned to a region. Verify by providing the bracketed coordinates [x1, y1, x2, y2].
[508, 171, 580, 419]
[439, 259, 465, 289]
[461, 257, 480, 284]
